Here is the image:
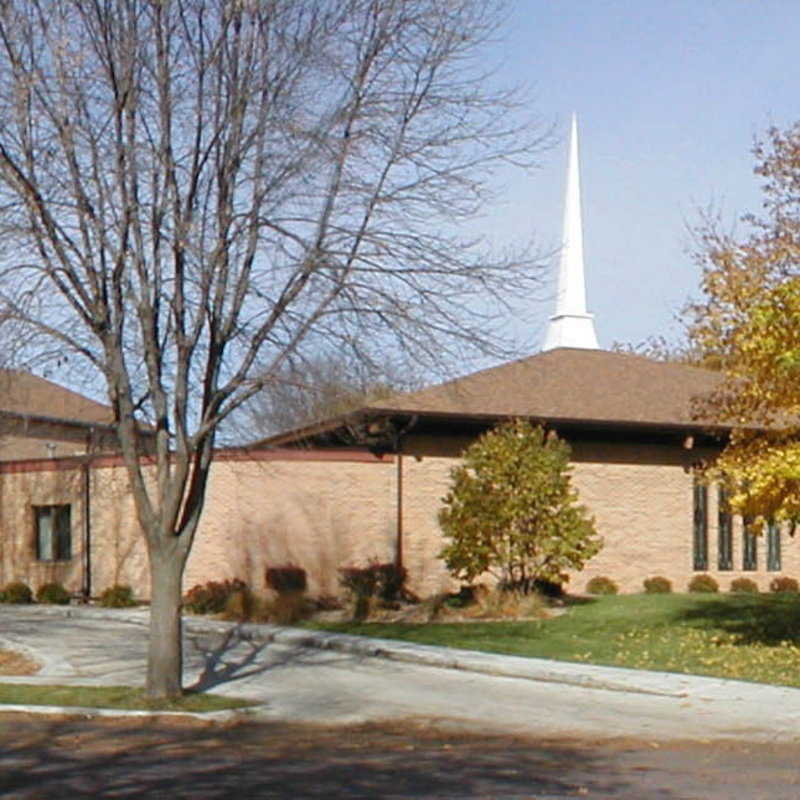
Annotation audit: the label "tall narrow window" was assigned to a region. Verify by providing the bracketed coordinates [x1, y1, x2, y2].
[35, 505, 72, 561]
[693, 481, 708, 570]
[742, 517, 757, 571]
[718, 485, 733, 570]
[767, 521, 782, 572]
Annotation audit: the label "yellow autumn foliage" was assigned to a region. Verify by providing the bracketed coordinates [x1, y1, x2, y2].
[691, 123, 800, 527]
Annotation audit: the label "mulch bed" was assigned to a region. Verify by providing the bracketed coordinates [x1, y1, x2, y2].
[0, 648, 40, 675]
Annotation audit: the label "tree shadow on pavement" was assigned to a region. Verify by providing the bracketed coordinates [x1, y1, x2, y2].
[0, 714, 682, 799]
[184, 626, 323, 692]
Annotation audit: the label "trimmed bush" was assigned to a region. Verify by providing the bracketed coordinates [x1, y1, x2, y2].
[373, 562, 408, 602]
[339, 565, 379, 621]
[585, 576, 618, 596]
[265, 565, 307, 595]
[183, 579, 247, 615]
[1, 581, 33, 604]
[223, 586, 256, 621]
[643, 576, 672, 594]
[338, 560, 410, 620]
[314, 595, 343, 612]
[36, 582, 71, 605]
[769, 575, 799, 594]
[688, 573, 719, 593]
[730, 577, 759, 594]
[266, 592, 312, 625]
[99, 584, 137, 608]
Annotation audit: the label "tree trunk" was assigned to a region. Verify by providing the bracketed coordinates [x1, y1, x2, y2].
[146, 547, 185, 700]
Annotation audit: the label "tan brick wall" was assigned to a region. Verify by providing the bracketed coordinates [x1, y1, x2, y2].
[0, 453, 398, 601]
[185, 456, 396, 598]
[1, 439, 799, 602]
[395, 434, 800, 597]
[0, 466, 85, 591]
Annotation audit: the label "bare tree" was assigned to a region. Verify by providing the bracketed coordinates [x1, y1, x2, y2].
[0, 0, 546, 698]
[244, 351, 422, 437]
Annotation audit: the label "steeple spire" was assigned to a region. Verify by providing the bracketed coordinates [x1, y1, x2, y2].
[542, 114, 599, 351]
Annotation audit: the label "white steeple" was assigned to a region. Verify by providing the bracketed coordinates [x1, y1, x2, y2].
[542, 114, 599, 351]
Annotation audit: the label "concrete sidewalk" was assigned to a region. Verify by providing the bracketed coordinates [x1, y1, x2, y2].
[2, 604, 800, 741]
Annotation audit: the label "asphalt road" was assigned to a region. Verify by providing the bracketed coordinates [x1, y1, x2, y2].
[1, 713, 800, 799]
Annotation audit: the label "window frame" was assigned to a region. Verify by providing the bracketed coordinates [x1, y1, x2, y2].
[34, 504, 72, 562]
[717, 485, 733, 571]
[767, 520, 782, 572]
[742, 517, 758, 571]
[692, 481, 708, 571]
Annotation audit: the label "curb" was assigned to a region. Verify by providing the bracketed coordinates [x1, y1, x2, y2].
[259, 626, 690, 698]
[7, 605, 800, 710]
[0, 701, 268, 722]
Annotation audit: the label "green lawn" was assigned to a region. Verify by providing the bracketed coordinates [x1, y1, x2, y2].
[0, 684, 254, 712]
[311, 593, 800, 687]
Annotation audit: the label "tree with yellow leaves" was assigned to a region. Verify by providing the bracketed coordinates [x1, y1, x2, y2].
[438, 420, 600, 593]
[690, 122, 800, 531]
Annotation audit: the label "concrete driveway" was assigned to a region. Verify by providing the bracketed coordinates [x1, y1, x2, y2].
[2, 605, 800, 743]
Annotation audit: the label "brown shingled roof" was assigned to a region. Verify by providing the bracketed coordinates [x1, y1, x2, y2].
[364, 348, 724, 430]
[0, 371, 113, 425]
[258, 348, 728, 448]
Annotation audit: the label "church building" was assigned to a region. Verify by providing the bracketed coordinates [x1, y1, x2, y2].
[0, 117, 792, 601]
[255, 116, 794, 596]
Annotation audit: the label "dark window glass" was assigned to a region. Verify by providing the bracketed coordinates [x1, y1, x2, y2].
[742, 517, 757, 571]
[35, 505, 71, 561]
[718, 486, 733, 571]
[767, 521, 782, 572]
[693, 482, 708, 570]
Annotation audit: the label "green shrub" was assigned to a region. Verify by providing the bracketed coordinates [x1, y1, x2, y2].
[36, 582, 71, 605]
[183, 579, 247, 614]
[688, 573, 719, 593]
[769, 575, 799, 594]
[99, 584, 137, 608]
[585, 576, 618, 596]
[265, 565, 307, 594]
[1, 581, 33, 604]
[439, 421, 600, 590]
[730, 577, 759, 594]
[643, 576, 672, 594]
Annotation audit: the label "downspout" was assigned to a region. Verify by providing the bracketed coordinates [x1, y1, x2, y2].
[391, 415, 417, 571]
[395, 450, 403, 569]
[81, 458, 92, 600]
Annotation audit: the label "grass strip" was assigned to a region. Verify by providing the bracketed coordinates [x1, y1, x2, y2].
[309, 593, 800, 688]
[0, 683, 254, 712]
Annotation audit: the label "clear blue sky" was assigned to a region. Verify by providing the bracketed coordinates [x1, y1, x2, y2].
[482, 0, 800, 354]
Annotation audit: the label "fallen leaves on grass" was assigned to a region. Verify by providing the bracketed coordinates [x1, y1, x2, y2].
[607, 627, 800, 686]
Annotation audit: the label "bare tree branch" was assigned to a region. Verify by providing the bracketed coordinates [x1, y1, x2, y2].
[0, 0, 548, 699]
